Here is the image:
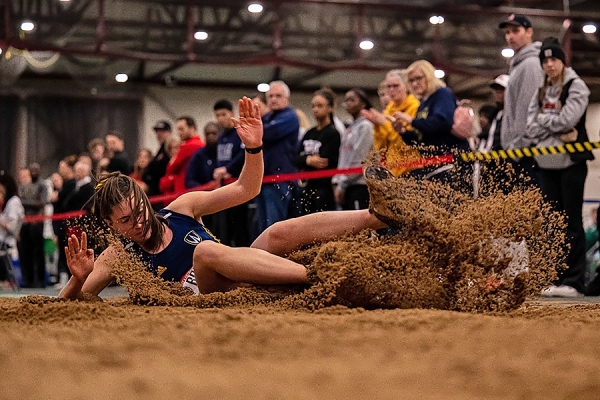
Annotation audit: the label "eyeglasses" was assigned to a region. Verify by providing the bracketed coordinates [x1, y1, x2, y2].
[408, 75, 425, 83]
[386, 84, 401, 89]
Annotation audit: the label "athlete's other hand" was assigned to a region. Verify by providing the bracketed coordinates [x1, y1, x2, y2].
[65, 232, 95, 282]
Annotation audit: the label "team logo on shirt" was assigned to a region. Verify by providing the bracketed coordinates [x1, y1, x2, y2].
[184, 230, 203, 245]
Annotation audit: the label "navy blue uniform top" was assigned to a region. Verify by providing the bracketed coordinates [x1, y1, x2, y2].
[127, 209, 218, 282]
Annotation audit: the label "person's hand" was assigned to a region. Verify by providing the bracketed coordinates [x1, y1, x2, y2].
[65, 232, 95, 283]
[232, 97, 263, 149]
[393, 111, 413, 124]
[213, 166, 230, 181]
[361, 108, 388, 126]
[307, 155, 329, 169]
[391, 118, 407, 134]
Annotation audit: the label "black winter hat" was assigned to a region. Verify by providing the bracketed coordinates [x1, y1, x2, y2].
[539, 37, 566, 65]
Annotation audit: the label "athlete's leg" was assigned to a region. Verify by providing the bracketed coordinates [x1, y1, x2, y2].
[193, 241, 308, 294]
[251, 209, 386, 257]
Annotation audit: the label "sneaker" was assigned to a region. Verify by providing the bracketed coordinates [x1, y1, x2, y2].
[541, 285, 584, 298]
[364, 166, 394, 181]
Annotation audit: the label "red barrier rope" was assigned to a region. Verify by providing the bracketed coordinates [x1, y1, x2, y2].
[23, 210, 86, 224]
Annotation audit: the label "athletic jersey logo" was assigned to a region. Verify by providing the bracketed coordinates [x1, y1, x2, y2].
[184, 230, 203, 245]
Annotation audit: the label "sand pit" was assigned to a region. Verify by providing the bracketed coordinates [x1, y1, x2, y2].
[1, 158, 593, 398]
[2, 297, 600, 399]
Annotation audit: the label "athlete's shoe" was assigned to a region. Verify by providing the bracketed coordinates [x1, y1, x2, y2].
[364, 165, 394, 181]
[365, 166, 402, 229]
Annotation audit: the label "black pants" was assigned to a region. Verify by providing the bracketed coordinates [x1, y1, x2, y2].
[538, 162, 588, 292]
[18, 222, 46, 288]
[210, 202, 251, 247]
[343, 185, 370, 210]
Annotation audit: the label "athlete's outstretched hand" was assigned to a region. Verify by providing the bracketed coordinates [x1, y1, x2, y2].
[232, 96, 263, 149]
[65, 231, 95, 282]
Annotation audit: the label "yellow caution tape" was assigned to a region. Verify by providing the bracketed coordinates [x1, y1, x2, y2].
[460, 141, 600, 163]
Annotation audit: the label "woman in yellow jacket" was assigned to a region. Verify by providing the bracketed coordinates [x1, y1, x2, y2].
[362, 69, 420, 176]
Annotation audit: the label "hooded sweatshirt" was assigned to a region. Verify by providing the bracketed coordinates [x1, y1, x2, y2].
[501, 41, 544, 150]
[526, 67, 590, 169]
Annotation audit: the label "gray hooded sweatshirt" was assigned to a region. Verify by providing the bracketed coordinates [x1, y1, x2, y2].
[501, 41, 544, 150]
[526, 67, 590, 169]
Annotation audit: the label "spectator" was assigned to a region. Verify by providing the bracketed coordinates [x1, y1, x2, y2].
[103, 130, 133, 175]
[87, 138, 107, 177]
[185, 122, 220, 189]
[295, 88, 341, 215]
[159, 116, 204, 195]
[254, 80, 300, 236]
[478, 75, 509, 153]
[0, 171, 24, 287]
[51, 155, 77, 214]
[526, 37, 594, 297]
[392, 60, 469, 181]
[333, 88, 375, 210]
[250, 93, 270, 117]
[211, 99, 251, 247]
[50, 155, 77, 286]
[362, 69, 420, 177]
[143, 121, 172, 196]
[158, 135, 182, 194]
[296, 108, 311, 141]
[63, 161, 95, 212]
[130, 148, 153, 194]
[18, 163, 48, 288]
[499, 14, 544, 185]
[378, 80, 392, 110]
[18, 168, 31, 186]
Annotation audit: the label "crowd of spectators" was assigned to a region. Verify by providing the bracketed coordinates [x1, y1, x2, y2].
[0, 13, 598, 298]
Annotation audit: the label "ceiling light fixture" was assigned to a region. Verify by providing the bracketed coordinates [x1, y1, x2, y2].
[434, 69, 445, 79]
[429, 16, 444, 25]
[194, 31, 208, 41]
[583, 24, 597, 34]
[359, 40, 374, 50]
[20, 21, 35, 31]
[115, 73, 128, 83]
[257, 83, 270, 92]
[501, 48, 514, 58]
[248, 3, 263, 13]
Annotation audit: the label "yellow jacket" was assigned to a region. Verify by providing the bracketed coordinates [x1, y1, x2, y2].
[373, 94, 420, 151]
[374, 94, 420, 176]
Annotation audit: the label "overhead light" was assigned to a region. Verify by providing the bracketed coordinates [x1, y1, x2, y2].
[0, 49, 3, 56]
[434, 69, 445, 79]
[429, 16, 444, 25]
[115, 73, 128, 83]
[20, 21, 35, 31]
[194, 30, 208, 41]
[60, 0, 71, 2]
[359, 40, 374, 50]
[501, 48, 514, 58]
[248, 3, 263, 13]
[257, 83, 270, 92]
[583, 24, 597, 34]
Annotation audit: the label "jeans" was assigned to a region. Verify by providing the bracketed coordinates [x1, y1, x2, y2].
[253, 182, 293, 239]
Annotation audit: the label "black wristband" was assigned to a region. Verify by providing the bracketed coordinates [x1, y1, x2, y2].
[245, 145, 263, 154]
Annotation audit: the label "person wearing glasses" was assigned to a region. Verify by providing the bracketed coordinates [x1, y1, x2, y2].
[361, 69, 420, 176]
